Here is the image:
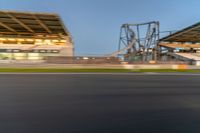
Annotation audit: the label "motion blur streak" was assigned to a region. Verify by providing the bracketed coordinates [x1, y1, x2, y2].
[0, 74, 200, 133]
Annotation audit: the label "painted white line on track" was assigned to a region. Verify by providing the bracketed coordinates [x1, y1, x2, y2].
[0, 72, 200, 76]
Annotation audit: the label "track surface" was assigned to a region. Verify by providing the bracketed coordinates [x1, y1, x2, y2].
[0, 73, 200, 133]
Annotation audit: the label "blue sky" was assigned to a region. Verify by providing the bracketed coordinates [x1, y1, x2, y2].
[0, 0, 200, 55]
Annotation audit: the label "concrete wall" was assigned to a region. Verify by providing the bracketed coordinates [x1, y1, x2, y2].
[59, 45, 74, 57]
[46, 56, 121, 64]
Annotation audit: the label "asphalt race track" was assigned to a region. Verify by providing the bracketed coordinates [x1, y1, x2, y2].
[0, 73, 200, 133]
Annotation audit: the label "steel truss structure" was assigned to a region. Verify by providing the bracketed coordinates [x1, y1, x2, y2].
[117, 21, 160, 62]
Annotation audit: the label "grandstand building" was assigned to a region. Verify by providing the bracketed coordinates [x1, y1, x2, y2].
[0, 11, 73, 60]
[159, 22, 200, 65]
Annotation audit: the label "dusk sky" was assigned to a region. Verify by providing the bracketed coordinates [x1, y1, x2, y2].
[0, 0, 200, 55]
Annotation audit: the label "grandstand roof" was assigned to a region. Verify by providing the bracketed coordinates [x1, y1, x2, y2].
[160, 22, 200, 43]
[159, 43, 200, 49]
[0, 10, 71, 40]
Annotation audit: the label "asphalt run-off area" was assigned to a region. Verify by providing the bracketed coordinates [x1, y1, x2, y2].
[1, 73, 200, 133]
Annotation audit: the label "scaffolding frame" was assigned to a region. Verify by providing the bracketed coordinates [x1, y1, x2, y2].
[118, 21, 160, 62]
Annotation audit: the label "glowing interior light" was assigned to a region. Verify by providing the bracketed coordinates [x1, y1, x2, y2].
[35, 39, 43, 42]
[17, 39, 25, 41]
[52, 40, 59, 42]
[60, 40, 67, 43]
[0, 38, 6, 41]
[26, 39, 34, 42]
[44, 40, 51, 42]
[8, 38, 16, 41]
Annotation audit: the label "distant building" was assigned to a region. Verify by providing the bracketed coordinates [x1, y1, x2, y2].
[0, 10, 74, 60]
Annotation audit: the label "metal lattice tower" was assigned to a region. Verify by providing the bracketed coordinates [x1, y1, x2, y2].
[117, 21, 160, 62]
